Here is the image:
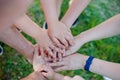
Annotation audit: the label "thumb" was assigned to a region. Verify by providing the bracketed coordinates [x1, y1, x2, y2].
[34, 44, 39, 59]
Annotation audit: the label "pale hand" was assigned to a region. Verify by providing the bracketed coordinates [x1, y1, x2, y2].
[65, 35, 86, 56]
[48, 53, 88, 72]
[48, 21, 74, 49]
[33, 45, 46, 71]
[37, 65, 55, 80]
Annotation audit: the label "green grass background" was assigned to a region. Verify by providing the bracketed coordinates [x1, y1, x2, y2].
[0, 0, 120, 80]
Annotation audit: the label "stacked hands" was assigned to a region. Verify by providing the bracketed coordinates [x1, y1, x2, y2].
[33, 21, 87, 63]
[32, 45, 85, 80]
[35, 21, 75, 62]
[28, 21, 88, 80]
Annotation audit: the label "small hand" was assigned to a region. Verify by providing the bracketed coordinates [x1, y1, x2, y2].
[48, 53, 88, 72]
[37, 65, 55, 80]
[33, 44, 46, 71]
[72, 76, 84, 80]
[65, 35, 86, 56]
[48, 21, 74, 50]
[35, 29, 61, 62]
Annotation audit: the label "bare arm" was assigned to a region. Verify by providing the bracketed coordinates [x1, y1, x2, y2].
[14, 14, 43, 39]
[65, 14, 120, 55]
[39, 0, 74, 49]
[61, 0, 91, 28]
[90, 56, 120, 80]
[78, 14, 120, 43]
[39, 0, 58, 26]
[21, 71, 47, 80]
[0, 26, 34, 62]
[49, 53, 120, 80]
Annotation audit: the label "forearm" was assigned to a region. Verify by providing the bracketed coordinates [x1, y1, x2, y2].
[90, 57, 120, 80]
[54, 73, 65, 80]
[21, 72, 40, 80]
[14, 14, 43, 39]
[77, 54, 120, 80]
[78, 14, 120, 43]
[39, 0, 58, 26]
[61, 0, 91, 28]
[0, 26, 34, 62]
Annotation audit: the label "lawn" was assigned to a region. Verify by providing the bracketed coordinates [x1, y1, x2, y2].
[0, 0, 120, 80]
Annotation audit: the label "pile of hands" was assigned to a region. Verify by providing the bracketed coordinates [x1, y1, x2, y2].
[32, 45, 85, 80]
[31, 20, 88, 80]
[34, 21, 87, 63]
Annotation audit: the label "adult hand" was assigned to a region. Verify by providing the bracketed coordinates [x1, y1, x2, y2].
[48, 53, 88, 72]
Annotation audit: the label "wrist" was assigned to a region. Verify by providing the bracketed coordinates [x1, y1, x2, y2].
[78, 54, 89, 69]
[61, 19, 71, 28]
[77, 32, 91, 44]
[33, 29, 45, 40]
[22, 44, 34, 63]
[84, 56, 94, 71]
[47, 19, 59, 28]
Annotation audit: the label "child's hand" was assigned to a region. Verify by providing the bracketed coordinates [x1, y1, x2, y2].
[48, 21, 74, 50]
[48, 53, 88, 72]
[35, 29, 61, 61]
[65, 35, 87, 57]
[72, 76, 84, 80]
[33, 45, 46, 71]
[37, 65, 55, 80]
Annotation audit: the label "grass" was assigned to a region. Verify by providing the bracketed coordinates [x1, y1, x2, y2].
[0, 0, 120, 80]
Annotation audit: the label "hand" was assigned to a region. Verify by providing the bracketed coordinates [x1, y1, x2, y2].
[63, 76, 84, 80]
[65, 35, 87, 56]
[35, 29, 61, 61]
[48, 53, 88, 72]
[48, 21, 74, 49]
[37, 65, 55, 80]
[33, 44, 46, 71]
[21, 71, 47, 80]
[72, 76, 84, 80]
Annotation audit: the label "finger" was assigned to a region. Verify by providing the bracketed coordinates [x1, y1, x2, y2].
[61, 48, 65, 57]
[40, 48, 44, 57]
[41, 72, 47, 77]
[48, 61, 65, 67]
[64, 76, 72, 80]
[34, 45, 39, 58]
[45, 47, 55, 59]
[58, 53, 62, 62]
[55, 66, 68, 72]
[51, 37, 61, 47]
[59, 37, 69, 49]
[65, 35, 74, 47]
[49, 45, 59, 53]
[53, 50, 57, 62]
[73, 76, 84, 80]
[44, 57, 53, 62]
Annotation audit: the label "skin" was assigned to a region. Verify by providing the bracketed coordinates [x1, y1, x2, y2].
[61, 0, 91, 28]
[0, 25, 34, 63]
[65, 14, 120, 56]
[48, 53, 120, 80]
[21, 71, 47, 80]
[0, 0, 34, 62]
[39, 0, 74, 49]
[21, 46, 84, 80]
[15, 14, 61, 61]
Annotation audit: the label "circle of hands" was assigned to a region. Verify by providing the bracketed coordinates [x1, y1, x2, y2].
[32, 44, 85, 80]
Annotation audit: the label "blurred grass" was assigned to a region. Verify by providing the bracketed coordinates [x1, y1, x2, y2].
[0, 0, 120, 80]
